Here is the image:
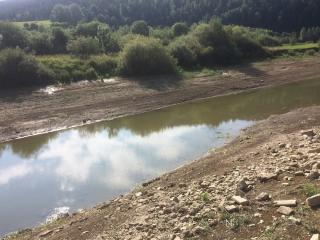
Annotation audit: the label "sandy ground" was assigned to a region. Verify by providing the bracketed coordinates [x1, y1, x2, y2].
[1, 56, 320, 143]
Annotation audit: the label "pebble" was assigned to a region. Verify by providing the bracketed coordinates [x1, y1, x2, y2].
[274, 200, 297, 207]
[277, 206, 294, 216]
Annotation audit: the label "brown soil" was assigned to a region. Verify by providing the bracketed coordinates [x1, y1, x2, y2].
[1, 56, 320, 143]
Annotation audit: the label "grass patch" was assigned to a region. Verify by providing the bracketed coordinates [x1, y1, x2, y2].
[268, 43, 319, 51]
[12, 20, 52, 28]
[300, 184, 320, 197]
[182, 67, 217, 79]
[200, 192, 210, 203]
[221, 211, 251, 231]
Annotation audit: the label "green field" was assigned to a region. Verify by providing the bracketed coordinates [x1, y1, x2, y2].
[269, 43, 319, 51]
[12, 20, 51, 28]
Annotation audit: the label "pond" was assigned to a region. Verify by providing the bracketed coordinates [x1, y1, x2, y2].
[0, 78, 320, 235]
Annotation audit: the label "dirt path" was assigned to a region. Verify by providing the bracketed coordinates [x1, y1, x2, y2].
[1, 56, 320, 143]
[7, 106, 320, 240]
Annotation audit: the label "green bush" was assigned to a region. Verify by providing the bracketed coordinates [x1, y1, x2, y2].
[29, 32, 53, 55]
[0, 48, 53, 88]
[120, 37, 177, 76]
[131, 20, 149, 36]
[172, 22, 189, 37]
[193, 20, 240, 65]
[88, 55, 118, 77]
[169, 35, 201, 68]
[67, 36, 101, 57]
[0, 22, 28, 49]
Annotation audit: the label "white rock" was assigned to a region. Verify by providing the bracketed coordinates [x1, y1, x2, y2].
[311, 234, 319, 240]
[277, 206, 294, 216]
[274, 200, 297, 207]
[232, 196, 249, 205]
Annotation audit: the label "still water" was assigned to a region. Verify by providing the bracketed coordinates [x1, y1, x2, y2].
[1, 78, 320, 235]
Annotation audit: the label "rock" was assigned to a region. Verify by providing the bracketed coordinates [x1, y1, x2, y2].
[274, 200, 297, 207]
[255, 192, 271, 201]
[311, 234, 319, 240]
[232, 196, 249, 205]
[307, 171, 320, 180]
[308, 148, 320, 154]
[294, 171, 304, 176]
[312, 162, 320, 170]
[288, 216, 301, 225]
[301, 129, 316, 137]
[192, 226, 206, 235]
[39, 230, 53, 238]
[81, 231, 89, 236]
[225, 205, 239, 213]
[277, 206, 294, 216]
[306, 194, 320, 207]
[237, 179, 252, 193]
[135, 192, 142, 197]
[258, 173, 278, 182]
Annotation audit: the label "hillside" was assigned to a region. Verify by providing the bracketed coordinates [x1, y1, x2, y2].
[0, 0, 320, 32]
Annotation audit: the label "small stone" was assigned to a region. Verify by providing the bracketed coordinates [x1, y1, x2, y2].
[225, 205, 239, 213]
[288, 216, 301, 225]
[258, 173, 278, 182]
[232, 196, 249, 205]
[307, 171, 320, 180]
[255, 192, 271, 201]
[274, 200, 297, 207]
[277, 206, 294, 216]
[39, 230, 53, 238]
[135, 192, 142, 197]
[306, 194, 320, 207]
[294, 171, 304, 176]
[81, 231, 89, 236]
[311, 234, 319, 240]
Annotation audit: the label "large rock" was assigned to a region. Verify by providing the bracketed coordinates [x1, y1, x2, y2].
[307, 171, 320, 180]
[277, 206, 294, 216]
[232, 196, 249, 205]
[306, 194, 320, 207]
[255, 192, 271, 201]
[258, 173, 278, 182]
[274, 200, 297, 207]
[301, 129, 316, 137]
[311, 234, 319, 240]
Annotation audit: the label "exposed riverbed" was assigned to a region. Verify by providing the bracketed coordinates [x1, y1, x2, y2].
[1, 78, 320, 235]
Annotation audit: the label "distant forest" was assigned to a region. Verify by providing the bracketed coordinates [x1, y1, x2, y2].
[0, 0, 320, 32]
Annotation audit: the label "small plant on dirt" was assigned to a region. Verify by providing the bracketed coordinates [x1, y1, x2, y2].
[200, 192, 210, 203]
[300, 184, 320, 197]
[221, 211, 251, 231]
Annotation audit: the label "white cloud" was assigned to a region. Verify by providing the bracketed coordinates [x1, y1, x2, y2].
[0, 163, 32, 185]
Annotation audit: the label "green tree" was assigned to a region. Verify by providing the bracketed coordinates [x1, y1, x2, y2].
[131, 20, 149, 36]
[0, 22, 28, 49]
[0, 48, 53, 88]
[52, 27, 69, 53]
[67, 36, 101, 57]
[172, 22, 189, 37]
[120, 37, 177, 76]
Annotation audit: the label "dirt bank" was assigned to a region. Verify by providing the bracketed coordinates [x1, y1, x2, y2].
[1, 56, 320, 143]
[6, 105, 320, 240]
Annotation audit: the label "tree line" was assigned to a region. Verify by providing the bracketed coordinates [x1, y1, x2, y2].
[0, 18, 279, 88]
[0, 0, 320, 32]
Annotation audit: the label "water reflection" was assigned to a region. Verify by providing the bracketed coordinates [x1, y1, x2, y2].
[0, 78, 320, 235]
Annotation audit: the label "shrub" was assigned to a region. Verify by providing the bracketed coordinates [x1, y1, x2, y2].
[169, 35, 201, 68]
[29, 32, 53, 55]
[131, 20, 149, 36]
[67, 36, 101, 57]
[0, 22, 28, 49]
[193, 20, 240, 65]
[120, 37, 177, 76]
[172, 22, 189, 37]
[51, 27, 69, 53]
[0, 48, 53, 88]
[89, 55, 118, 77]
[231, 33, 267, 59]
[76, 21, 101, 37]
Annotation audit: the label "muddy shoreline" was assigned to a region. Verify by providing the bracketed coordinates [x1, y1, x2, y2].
[1, 56, 320, 143]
